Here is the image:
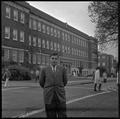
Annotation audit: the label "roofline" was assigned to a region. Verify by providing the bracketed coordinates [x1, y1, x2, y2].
[16, 1, 95, 40]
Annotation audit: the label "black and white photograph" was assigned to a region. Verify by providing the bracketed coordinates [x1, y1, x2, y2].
[2, 1, 119, 118]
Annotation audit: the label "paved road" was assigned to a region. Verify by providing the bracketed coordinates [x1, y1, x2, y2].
[2, 78, 118, 118]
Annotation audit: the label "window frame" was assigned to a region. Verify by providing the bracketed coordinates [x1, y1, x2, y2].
[5, 26, 10, 39]
[29, 35, 31, 46]
[19, 51, 24, 63]
[33, 36, 36, 47]
[20, 12, 25, 24]
[5, 6, 11, 18]
[20, 31, 24, 42]
[13, 9, 18, 21]
[13, 29, 18, 41]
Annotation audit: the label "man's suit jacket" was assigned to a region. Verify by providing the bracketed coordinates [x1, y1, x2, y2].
[39, 65, 68, 104]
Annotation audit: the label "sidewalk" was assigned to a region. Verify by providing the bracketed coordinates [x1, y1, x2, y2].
[2, 77, 117, 88]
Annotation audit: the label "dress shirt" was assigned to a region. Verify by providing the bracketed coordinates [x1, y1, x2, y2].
[50, 64, 57, 72]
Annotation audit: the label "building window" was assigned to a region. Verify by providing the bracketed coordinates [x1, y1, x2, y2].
[54, 29, 57, 37]
[68, 47, 70, 54]
[57, 30, 60, 38]
[33, 19, 37, 30]
[51, 27, 53, 36]
[28, 53, 31, 64]
[75, 37, 77, 44]
[58, 43, 60, 52]
[42, 24, 46, 33]
[13, 29, 18, 41]
[33, 36, 36, 47]
[47, 26, 50, 35]
[50, 41, 53, 50]
[3, 48, 9, 61]
[38, 38, 41, 47]
[78, 50, 80, 56]
[98, 62, 100, 66]
[38, 22, 41, 31]
[37, 54, 41, 64]
[42, 39, 45, 48]
[5, 26, 10, 39]
[54, 42, 57, 51]
[68, 34, 70, 42]
[74, 49, 76, 56]
[33, 54, 36, 64]
[71, 48, 73, 55]
[102, 62, 105, 66]
[83, 40, 84, 47]
[20, 12, 25, 24]
[64, 46, 67, 53]
[84, 41, 86, 47]
[62, 32, 64, 40]
[46, 40, 49, 49]
[77, 39, 79, 45]
[13, 9, 18, 21]
[102, 56, 105, 59]
[5, 6, 11, 18]
[12, 50, 17, 62]
[78, 39, 80, 45]
[29, 19, 32, 29]
[19, 51, 24, 63]
[62, 45, 64, 53]
[42, 55, 45, 64]
[65, 33, 67, 41]
[20, 31, 24, 42]
[29, 35, 31, 46]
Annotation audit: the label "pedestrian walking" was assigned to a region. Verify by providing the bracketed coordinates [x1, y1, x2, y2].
[92, 71, 95, 81]
[94, 67, 102, 91]
[39, 52, 68, 118]
[3, 68, 11, 88]
[35, 69, 39, 82]
[103, 71, 107, 83]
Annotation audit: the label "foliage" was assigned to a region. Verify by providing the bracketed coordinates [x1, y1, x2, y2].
[2, 63, 32, 81]
[88, 1, 118, 51]
[9, 68, 31, 81]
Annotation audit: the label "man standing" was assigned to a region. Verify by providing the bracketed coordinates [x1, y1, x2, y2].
[39, 52, 68, 118]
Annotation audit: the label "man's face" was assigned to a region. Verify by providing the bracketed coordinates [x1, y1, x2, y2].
[50, 55, 58, 66]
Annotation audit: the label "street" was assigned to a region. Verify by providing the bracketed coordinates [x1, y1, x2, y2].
[2, 78, 119, 118]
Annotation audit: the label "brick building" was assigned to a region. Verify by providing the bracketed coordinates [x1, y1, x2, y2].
[2, 1, 98, 75]
[98, 52, 115, 76]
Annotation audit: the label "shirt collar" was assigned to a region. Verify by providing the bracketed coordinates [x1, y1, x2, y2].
[50, 64, 57, 71]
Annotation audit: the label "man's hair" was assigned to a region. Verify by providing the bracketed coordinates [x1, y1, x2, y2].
[96, 67, 100, 70]
[49, 52, 59, 57]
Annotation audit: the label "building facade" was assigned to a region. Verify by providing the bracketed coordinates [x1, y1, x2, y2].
[2, 1, 98, 75]
[98, 52, 115, 76]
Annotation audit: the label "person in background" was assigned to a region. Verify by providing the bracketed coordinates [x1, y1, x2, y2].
[3, 68, 11, 88]
[35, 69, 39, 82]
[94, 67, 102, 91]
[92, 71, 95, 81]
[103, 71, 107, 83]
[39, 52, 68, 118]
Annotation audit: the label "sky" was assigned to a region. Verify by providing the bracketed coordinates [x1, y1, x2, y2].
[26, 1, 118, 59]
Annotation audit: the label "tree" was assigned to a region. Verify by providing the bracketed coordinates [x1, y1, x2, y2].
[88, 1, 118, 51]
